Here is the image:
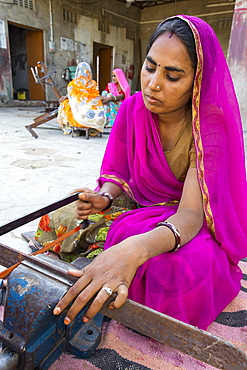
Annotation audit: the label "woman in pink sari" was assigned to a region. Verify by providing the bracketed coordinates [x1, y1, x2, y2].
[101, 68, 131, 128]
[53, 15, 247, 330]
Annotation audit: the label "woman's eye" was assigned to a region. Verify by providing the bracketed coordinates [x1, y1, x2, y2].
[145, 66, 155, 73]
[167, 75, 180, 82]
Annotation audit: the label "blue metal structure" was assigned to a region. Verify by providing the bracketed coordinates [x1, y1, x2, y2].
[0, 255, 103, 370]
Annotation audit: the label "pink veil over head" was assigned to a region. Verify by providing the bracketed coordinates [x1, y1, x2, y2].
[166, 15, 247, 263]
[108, 68, 131, 100]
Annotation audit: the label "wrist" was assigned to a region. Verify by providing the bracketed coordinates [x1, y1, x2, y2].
[156, 221, 181, 252]
[99, 192, 114, 211]
[127, 235, 150, 266]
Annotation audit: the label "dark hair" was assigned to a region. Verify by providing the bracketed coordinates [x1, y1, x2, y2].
[146, 18, 197, 70]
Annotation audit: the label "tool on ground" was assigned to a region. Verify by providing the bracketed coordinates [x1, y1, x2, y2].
[26, 61, 62, 138]
[25, 108, 59, 139]
[30, 61, 61, 101]
[0, 195, 246, 369]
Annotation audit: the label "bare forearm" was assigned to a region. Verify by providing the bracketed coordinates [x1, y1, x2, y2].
[127, 208, 204, 265]
[114, 94, 124, 102]
[166, 208, 204, 246]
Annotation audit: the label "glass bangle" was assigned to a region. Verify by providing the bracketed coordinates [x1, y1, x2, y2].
[156, 221, 181, 252]
[99, 192, 114, 211]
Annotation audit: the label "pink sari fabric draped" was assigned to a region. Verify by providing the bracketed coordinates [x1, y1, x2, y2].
[97, 16, 247, 330]
[107, 68, 131, 100]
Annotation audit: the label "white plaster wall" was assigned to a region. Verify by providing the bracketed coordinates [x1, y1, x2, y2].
[0, 1, 51, 102]
[0, 1, 135, 102]
[0, 0, 237, 104]
[75, 15, 134, 72]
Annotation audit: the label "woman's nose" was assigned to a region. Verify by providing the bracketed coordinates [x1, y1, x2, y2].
[148, 72, 162, 91]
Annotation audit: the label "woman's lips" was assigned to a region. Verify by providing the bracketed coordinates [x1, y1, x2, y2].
[146, 94, 160, 104]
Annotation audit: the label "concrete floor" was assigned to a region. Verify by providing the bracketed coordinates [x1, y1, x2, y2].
[0, 106, 109, 254]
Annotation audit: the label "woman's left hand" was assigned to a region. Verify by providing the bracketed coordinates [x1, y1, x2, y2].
[53, 236, 145, 325]
[59, 95, 68, 102]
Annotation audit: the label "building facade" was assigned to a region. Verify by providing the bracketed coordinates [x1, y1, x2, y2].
[0, 0, 236, 105]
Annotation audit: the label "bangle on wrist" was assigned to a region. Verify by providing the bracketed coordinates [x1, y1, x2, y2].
[114, 96, 117, 102]
[156, 221, 181, 253]
[99, 192, 114, 211]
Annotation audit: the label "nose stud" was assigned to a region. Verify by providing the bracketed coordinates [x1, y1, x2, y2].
[156, 85, 160, 89]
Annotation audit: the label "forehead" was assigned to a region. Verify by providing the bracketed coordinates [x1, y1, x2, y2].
[148, 32, 192, 70]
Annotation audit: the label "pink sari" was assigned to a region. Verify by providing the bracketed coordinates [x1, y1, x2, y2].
[97, 16, 247, 330]
[106, 68, 131, 100]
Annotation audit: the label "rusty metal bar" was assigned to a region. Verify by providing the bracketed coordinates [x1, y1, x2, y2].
[0, 192, 79, 236]
[101, 299, 247, 370]
[26, 61, 61, 138]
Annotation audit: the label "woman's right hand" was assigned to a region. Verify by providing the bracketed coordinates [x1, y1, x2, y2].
[68, 188, 111, 219]
[53, 234, 147, 325]
[101, 96, 111, 104]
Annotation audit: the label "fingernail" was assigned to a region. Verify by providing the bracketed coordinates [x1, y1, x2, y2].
[108, 305, 114, 309]
[64, 317, 71, 325]
[83, 316, 89, 323]
[53, 307, 61, 315]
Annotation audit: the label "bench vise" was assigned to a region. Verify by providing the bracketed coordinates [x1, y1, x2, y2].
[0, 252, 104, 370]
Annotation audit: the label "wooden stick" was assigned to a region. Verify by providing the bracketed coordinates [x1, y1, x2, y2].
[96, 55, 99, 90]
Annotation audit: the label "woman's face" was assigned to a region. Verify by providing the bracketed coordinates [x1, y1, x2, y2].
[112, 73, 118, 83]
[141, 32, 195, 116]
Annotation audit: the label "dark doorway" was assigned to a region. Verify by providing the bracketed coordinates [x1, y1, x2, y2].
[8, 23, 45, 100]
[93, 42, 112, 93]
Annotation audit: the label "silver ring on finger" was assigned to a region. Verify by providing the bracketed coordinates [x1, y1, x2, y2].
[102, 286, 113, 295]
